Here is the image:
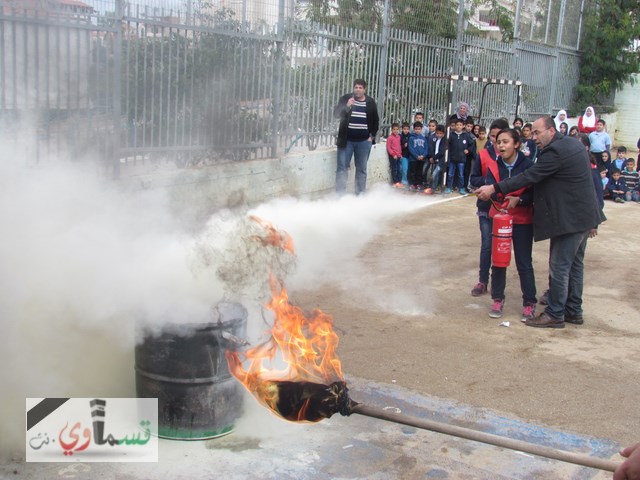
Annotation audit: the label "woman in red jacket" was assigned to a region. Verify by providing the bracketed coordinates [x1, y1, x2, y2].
[578, 106, 597, 134]
[484, 129, 537, 322]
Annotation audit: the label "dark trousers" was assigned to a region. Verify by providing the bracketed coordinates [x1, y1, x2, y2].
[545, 231, 589, 319]
[478, 215, 492, 285]
[491, 223, 537, 305]
[408, 159, 425, 186]
[388, 154, 402, 184]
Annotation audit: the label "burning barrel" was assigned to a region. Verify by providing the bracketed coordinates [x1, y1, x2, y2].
[135, 302, 247, 440]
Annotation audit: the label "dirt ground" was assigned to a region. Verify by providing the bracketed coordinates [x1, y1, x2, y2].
[294, 194, 640, 448]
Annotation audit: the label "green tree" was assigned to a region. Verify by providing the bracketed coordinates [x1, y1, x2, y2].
[573, 0, 640, 110]
[390, 0, 458, 39]
[300, 0, 461, 37]
[301, 0, 382, 30]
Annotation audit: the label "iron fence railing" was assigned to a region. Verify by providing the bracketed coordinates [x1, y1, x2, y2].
[0, 0, 582, 176]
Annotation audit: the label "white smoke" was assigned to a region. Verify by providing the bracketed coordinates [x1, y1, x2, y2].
[1, 122, 440, 460]
[0, 131, 226, 459]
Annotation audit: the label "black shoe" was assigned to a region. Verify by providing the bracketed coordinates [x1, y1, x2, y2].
[564, 314, 584, 325]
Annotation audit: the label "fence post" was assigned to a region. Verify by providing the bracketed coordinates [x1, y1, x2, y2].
[453, 0, 465, 103]
[514, 0, 523, 40]
[112, 0, 123, 179]
[576, 0, 586, 50]
[271, 0, 285, 158]
[544, 0, 552, 45]
[375, 0, 390, 134]
[548, 0, 566, 114]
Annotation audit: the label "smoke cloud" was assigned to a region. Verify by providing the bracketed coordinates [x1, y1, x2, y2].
[1, 123, 438, 460]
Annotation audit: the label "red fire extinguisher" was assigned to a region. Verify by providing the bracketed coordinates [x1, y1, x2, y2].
[491, 204, 513, 268]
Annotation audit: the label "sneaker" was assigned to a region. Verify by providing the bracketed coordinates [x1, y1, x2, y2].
[539, 290, 549, 305]
[423, 188, 433, 195]
[614, 197, 625, 203]
[393, 182, 404, 189]
[471, 282, 487, 296]
[489, 299, 505, 318]
[409, 185, 418, 191]
[521, 304, 536, 322]
[459, 188, 468, 195]
[444, 188, 452, 194]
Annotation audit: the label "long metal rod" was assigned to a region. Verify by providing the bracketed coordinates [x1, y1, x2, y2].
[350, 403, 620, 473]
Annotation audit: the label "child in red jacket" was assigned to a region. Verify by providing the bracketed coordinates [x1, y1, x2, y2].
[386, 123, 402, 187]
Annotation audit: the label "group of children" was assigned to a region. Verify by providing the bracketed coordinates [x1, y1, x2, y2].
[386, 112, 640, 206]
[386, 113, 538, 195]
[601, 146, 640, 203]
[551, 112, 640, 204]
[385, 113, 450, 195]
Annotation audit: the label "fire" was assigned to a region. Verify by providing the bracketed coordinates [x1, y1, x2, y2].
[226, 218, 346, 422]
[248, 215, 295, 254]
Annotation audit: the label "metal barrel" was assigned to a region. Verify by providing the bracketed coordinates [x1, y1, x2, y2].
[135, 302, 247, 440]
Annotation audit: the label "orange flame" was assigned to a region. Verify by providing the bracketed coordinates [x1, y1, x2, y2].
[248, 215, 294, 254]
[226, 218, 344, 422]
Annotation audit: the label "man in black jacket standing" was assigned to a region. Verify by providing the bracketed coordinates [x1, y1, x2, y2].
[333, 79, 380, 195]
[476, 116, 606, 328]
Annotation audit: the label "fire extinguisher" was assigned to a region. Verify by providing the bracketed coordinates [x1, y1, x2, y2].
[491, 202, 513, 268]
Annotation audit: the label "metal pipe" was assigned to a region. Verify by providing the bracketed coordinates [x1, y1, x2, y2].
[349, 403, 620, 473]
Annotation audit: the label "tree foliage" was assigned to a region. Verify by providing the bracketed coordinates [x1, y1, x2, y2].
[389, 0, 458, 38]
[573, 0, 640, 111]
[300, 0, 459, 38]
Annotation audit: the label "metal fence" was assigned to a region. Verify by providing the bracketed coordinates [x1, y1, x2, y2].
[0, 0, 583, 176]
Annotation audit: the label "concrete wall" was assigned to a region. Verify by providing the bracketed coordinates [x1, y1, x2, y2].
[124, 143, 391, 225]
[614, 74, 640, 151]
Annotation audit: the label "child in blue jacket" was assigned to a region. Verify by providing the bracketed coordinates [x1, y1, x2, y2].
[408, 122, 429, 190]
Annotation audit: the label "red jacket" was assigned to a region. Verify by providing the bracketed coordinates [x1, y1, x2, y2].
[578, 116, 597, 134]
[386, 133, 402, 158]
[486, 159, 534, 225]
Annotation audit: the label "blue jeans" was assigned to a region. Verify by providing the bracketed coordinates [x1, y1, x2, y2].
[478, 215, 492, 284]
[490, 223, 536, 305]
[336, 139, 373, 195]
[446, 162, 465, 190]
[546, 231, 589, 319]
[429, 163, 440, 189]
[429, 164, 442, 189]
[401, 156, 409, 185]
[625, 190, 640, 202]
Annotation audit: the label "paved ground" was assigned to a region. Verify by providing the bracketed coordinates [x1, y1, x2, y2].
[2, 376, 622, 479]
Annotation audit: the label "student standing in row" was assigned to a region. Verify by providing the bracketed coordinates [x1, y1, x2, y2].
[445, 118, 475, 194]
[408, 122, 429, 190]
[386, 123, 402, 187]
[424, 124, 447, 195]
[588, 119, 611, 168]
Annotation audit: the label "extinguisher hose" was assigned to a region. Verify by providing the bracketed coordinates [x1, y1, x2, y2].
[471, 192, 508, 213]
